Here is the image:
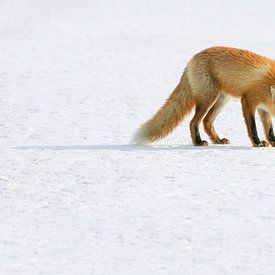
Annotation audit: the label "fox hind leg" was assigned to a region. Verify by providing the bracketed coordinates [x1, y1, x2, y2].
[203, 94, 230, 144]
[190, 94, 219, 146]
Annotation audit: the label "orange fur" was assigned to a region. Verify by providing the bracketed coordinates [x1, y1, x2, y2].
[133, 46, 275, 146]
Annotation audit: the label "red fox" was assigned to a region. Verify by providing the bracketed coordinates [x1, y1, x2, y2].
[133, 46, 275, 147]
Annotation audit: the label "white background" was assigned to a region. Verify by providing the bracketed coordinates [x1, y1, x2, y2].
[1, 0, 275, 274]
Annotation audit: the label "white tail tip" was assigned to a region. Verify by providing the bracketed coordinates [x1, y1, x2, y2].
[131, 129, 150, 145]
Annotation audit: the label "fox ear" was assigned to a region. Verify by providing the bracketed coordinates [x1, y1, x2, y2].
[271, 85, 275, 101]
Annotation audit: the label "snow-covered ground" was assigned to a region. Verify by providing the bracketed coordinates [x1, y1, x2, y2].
[1, 0, 275, 274]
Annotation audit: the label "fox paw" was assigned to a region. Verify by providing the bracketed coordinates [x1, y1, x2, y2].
[269, 140, 275, 147]
[194, 140, 208, 146]
[254, 140, 269, 147]
[214, 138, 230, 144]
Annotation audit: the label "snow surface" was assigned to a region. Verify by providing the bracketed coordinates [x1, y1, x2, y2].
[1, 0, 275, 274]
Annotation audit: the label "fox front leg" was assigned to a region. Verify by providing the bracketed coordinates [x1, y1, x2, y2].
[241, 96, 269, 147]
[258, 109, 275, 146]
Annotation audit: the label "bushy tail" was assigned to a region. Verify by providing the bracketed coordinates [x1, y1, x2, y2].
[132, 71, 195, 144]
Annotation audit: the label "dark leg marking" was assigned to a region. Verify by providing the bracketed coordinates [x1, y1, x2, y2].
[268, 126, 275, 141]
[249, 115, 261, 145]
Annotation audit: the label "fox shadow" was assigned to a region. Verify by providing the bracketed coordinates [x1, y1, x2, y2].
[15, 144, 260, 152]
